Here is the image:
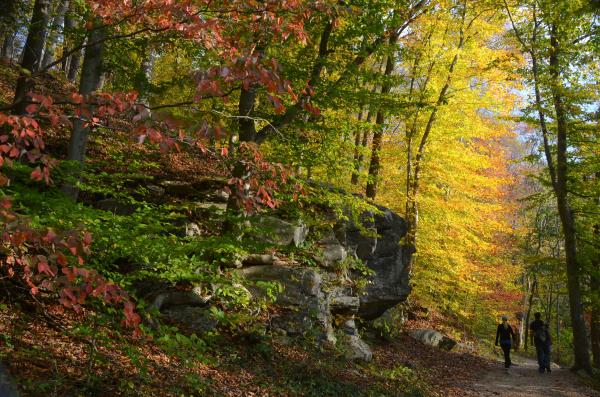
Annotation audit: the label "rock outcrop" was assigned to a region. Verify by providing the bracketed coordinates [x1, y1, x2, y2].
[240, 204, 413, 361]
[344, 205, 413, 320]
[151, 202, 412, 362]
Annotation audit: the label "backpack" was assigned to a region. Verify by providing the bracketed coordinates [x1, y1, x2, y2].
[534, 323, 547, 343]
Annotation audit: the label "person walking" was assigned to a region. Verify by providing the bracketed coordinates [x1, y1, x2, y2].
[495, 315, 516, 369]
[530, 312, 552, 373]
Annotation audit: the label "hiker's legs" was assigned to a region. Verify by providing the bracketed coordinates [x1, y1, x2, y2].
[542, 345, 551, 370]
[535, 343, 545, 372]
[501, 344, 511, 368]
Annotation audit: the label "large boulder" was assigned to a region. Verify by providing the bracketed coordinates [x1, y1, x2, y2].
[241, 264, 375, 362]
[339, 318, 373, 362]
[344, 205, 413, 320]
[242, 265, 334, 343]
[410, 329, 457, 351]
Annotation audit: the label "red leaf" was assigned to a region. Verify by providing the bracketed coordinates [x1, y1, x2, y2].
[37, 260, 54, 276]
[25, 104, 39, 114]
[30, 167, 43, 181]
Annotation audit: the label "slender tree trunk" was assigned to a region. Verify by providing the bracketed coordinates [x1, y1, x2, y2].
[365, 33, 398, 200]
[135, 47, 155, 122]
[365, 110, 386, 199]
[42, 0, 69, 68]
[255, 20, 334, 144]
[238, 85, 258, 142]
[548, 23, 591, 373]
[62, 20, 106, 200]
[556, 294, 561, 364]
[352, 110, 374, 186]
[592, 304, 600, 368]
[0, 0, 18, 61]
[237, 45, 264, 143]
[524, 276, 537, 352]
[591, 223, 600, 368]
[1, 34, 15, 61]
[60, 1, 75, 72]
[67, 46, 82, 81]
[12, 0, 52, 114]
[350, 107, 365, 183]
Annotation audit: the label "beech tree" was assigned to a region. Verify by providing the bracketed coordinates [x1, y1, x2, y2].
[12, 0, 52, 115]
[41, 0, 70, 68]
[504, 0, 599, 372]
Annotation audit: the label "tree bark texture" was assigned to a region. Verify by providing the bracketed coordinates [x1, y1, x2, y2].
[62, 20, 106, 200]
[0, 0, 18, 60]
[12, 0, 52, 114]
[42, 0, 70, 68]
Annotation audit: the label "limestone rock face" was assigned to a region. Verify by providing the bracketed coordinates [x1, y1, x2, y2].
[154, 203, 411, 363]
[345, 205, 413, 320]
[317, 232, 348, 267]
[242, 265, 333, 342]
[241, 264, 378, 362]
[239, 204, 412, 361]
[253, 216, 309, 247]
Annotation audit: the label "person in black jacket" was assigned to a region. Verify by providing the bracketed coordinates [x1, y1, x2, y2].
[530, 312, 552, 373]
[495, 315, 516, 369]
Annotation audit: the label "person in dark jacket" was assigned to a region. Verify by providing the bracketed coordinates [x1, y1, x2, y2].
[530, 312, 552, 373]
[495, 315, 516, 369]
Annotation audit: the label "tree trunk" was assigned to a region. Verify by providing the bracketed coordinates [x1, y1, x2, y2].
[365, 113, 384, 199]
[0, 0, 18, 61]
[60, 1, 76, 72]
[67, 46, 82, 82]
[238, 85, 258, 142]
[62, 20, 106, 200]
[351, 110, 374, 186]
[524, 276, 537, 352]
[592, 304, 600, 368]
[135, 47, 155, 121]
[350, 108, 365, 183]
[12, 0, 52, 114]
[549, 23, 592, 373]
[255, 20, 333, 144]
[365, 33, 398, 200]
[556, 294, 561, 364]
[1, 33, 15, 61]
[42, 0, 69, 68]
[591, 224, 600, 368]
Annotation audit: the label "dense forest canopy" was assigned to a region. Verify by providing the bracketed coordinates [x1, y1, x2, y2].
[0, 0, 598, 395]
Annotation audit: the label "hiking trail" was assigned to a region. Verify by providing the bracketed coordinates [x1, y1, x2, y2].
[467, 355, 599, 397]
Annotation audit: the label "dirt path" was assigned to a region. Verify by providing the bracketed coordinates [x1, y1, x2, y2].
[469, 356, 599, 397]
